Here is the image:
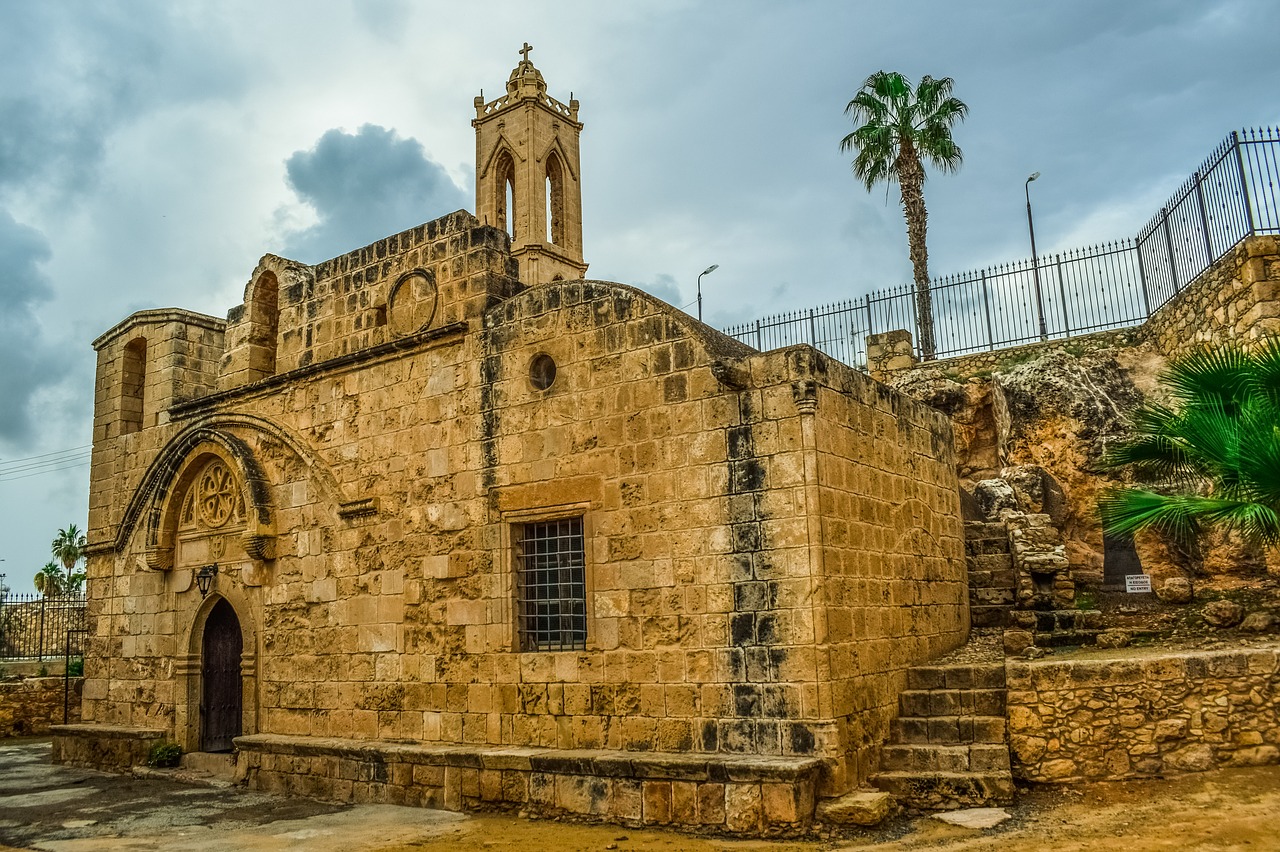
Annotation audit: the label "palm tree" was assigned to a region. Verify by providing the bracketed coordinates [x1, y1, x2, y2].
[34, 561, 65, 596]
[841, 71, 967, 360]
[51, 524, 87, 593]
[1099, 339, 1280, 545]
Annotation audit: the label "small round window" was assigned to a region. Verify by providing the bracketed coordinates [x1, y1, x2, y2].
[529, 353, 557, 390]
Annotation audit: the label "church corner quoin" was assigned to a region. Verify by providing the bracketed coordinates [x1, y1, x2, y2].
[54, 49, 968, 835]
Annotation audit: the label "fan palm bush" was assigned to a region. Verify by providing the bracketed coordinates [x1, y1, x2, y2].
[1099, 338, 1280, 546]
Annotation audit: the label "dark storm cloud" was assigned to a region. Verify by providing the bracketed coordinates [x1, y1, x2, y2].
[0, 211, 68, 444]
[0, 3, 249, 198]
[282, 125, 469, 263]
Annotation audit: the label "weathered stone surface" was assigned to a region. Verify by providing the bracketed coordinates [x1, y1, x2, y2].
[1156, 577, 1194, 604]
[1239, 611, 1278, 633]
[972, 479, 1018, 521]
[1202, 600, 1246, 628]
[0, 677, 82, 737]
[931, 806, 1012, 829]
[1094, 630, 1131, 649]
[1003, 630, 1034, 656]
[817, 790, 894, 826]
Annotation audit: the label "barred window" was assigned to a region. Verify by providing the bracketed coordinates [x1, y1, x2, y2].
[516, 517, 587, 650]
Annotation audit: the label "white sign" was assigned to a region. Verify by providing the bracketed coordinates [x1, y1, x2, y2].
[1125, 574, 1153, 594]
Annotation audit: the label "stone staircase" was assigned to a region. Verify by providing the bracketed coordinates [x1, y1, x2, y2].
[870, 662, 1015, 811]
[965, 522, 1016, 628]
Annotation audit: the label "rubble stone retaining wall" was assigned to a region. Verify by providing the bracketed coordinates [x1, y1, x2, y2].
[0, 677, 81, 737]
[1141, 235, 1280, 356]
[235, 734, 821, 836]
[1006, 647, 1280, 782]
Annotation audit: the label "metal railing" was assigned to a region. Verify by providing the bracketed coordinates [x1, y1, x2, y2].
[0, 593, 87, 661]
[725, 127, 1280, 363]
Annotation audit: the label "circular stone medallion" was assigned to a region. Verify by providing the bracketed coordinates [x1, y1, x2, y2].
[387, 269, 439, 337]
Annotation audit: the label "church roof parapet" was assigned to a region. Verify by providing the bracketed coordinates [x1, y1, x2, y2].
[473, 42, 580, 123]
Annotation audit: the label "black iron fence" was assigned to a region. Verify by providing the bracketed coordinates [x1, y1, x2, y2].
[725, 128, 1280, 364]
[0, 593, 87, 661]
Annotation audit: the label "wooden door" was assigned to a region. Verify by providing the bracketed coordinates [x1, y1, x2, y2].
[200, 598, 242, 752]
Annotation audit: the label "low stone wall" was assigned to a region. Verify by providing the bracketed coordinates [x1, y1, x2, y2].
[1007, 646, 1280, 782]
[0, 677, 81, 737]
[236, 734, 821, 836]
[52, 723, 165, 770]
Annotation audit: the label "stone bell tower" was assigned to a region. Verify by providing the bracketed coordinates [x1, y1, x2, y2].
[473, 43, 587, 286]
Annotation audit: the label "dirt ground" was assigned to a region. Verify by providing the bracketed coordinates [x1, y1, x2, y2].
[2, 740, 1278, 852]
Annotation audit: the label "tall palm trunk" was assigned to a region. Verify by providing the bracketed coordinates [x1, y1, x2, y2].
[896, 141, 936, 359]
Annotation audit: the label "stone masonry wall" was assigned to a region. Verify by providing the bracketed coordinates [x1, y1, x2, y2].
[1141, 234, 1280, 356]
[0, 677, 81, 737]
[799, 348, 968, 787]
[1006, 646, 1280, 782]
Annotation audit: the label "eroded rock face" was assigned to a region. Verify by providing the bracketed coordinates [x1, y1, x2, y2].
[889, 372, 999, 479]
[973, 479, 1018, 521]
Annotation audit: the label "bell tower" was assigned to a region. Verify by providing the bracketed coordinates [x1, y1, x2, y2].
[473, 43, 588, 285]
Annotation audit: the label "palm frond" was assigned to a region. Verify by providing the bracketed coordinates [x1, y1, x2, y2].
[1163, 345, 1251, 410]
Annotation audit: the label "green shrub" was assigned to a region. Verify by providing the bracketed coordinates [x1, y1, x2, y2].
[147, 742, 183, 768]
[66, 658, 84, 677]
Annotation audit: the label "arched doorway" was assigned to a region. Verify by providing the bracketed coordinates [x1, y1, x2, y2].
[201, 598, 243, 752]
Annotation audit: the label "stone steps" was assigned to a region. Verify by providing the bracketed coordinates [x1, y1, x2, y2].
[871, 662, 1014, 812]
[964, 522, 1014, 629]
[890, 714, 1007, 745]
[872, 770, 1016, 811]
[881, 743, 1011, 773]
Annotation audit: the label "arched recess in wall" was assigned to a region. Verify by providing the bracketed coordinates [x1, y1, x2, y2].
[248, 271, 279, 377]
[112, 413, 354, 560]
[493, 149, 516, 239]
[545, 151, 565, 246]
[120, 336, 147, 434]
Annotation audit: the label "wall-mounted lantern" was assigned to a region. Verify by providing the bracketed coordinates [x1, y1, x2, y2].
[196, 564, 219, 597]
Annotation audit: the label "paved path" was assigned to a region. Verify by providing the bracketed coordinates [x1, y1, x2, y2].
[3, 738, 1278, 851]
[0, 740, 465, 851]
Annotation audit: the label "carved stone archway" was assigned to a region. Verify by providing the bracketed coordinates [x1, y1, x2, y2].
[176, 588, 258, 754]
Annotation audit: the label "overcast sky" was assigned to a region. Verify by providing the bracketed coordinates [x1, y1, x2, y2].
[1, 0, 1277, 593]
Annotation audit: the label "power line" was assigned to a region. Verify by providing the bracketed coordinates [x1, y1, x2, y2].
[0, 458, 92, 482]
[0, 453, 92, 476]
[0, 444, 91, 468]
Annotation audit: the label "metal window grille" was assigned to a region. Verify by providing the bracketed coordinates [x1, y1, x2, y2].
[516, 517, 586, 651]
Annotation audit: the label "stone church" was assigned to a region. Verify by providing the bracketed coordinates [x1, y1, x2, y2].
[56, 49, 969, 833]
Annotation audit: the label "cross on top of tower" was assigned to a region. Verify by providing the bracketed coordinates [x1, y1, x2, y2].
[519, 42, 533, 63]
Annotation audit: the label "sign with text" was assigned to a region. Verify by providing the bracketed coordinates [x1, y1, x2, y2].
[1125, 573, 1153, 594]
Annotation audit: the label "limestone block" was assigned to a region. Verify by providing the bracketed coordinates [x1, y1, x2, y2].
[817, 790, 894, 826]
[1156, 577, 1194, 604]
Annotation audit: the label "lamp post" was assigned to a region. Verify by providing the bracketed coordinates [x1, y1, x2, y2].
[697, 264, 719, 323]
[1025, 172, 1048, 341]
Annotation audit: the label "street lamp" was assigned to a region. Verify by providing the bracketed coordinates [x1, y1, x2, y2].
[697, 264, 719, 323]
[1025, 172, 1048, 341]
